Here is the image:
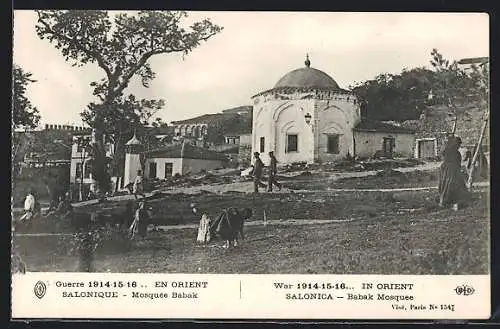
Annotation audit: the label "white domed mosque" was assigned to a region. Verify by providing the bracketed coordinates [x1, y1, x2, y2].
[251, 55, 415, 165]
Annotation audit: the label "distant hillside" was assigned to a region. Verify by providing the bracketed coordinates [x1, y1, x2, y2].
[222, 105, 252, 115]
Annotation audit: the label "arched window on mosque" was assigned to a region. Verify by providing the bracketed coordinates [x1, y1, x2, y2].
[201, 125, 207, 135]
[184, 126, 189, 136]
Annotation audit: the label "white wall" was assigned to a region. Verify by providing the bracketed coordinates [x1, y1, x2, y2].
[251, 90, 361, 165]
[252, 98, 315, 165]
[354, 131, 415, 158]
[70, 157, 93, 184]
[316, 97, 361, 162]
[144, 157, 223, 178]
[239, 133, 252, 146]
[124, 153, 142, 186]
[182, 158, 223, 175]
[145, 158, 182, 178]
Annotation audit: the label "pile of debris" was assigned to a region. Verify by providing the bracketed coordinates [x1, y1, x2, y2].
[279, 158, 424, 175]
[150, 171, 241, 190]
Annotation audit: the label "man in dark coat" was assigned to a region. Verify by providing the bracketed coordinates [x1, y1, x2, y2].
[267, 151, 282, 192]
[209, 208, 253, 248]
[252, 152, 267, 193]
[438, 136, 468, 210]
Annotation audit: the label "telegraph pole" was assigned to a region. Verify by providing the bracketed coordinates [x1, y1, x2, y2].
[466, 110, 489, 191]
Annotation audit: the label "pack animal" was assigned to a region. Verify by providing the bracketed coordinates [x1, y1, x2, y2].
[209, 208, 253, 248]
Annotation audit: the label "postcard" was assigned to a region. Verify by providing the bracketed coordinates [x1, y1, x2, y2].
[11, 10, 490, 320]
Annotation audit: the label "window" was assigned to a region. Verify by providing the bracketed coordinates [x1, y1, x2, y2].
[149, 162, 157, 178]
[76, 163, 83, 179]
[327, 134, 340, 154]
[165, 163, 173, 178]
[382, 137, 396, 156]
[286, 134, 298, 153]
[260, 137, 265, 153]
[84, 162, 92, 178]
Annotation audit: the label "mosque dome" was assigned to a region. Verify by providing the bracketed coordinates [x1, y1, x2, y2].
[274, 54, 340, 90]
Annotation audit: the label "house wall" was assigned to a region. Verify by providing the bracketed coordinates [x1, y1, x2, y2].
[70, 134, 115, 185]
[415, 105, 490, 158]
[238, 133, 252, 166]
[124, 153, 142, 186]
[70, 157, 95, 184]
[144, 157, 223, 178]
[252, 98, 314, 165]
[251, 90, 361, 165]
[316, 97, 361, 162]
[354, 131, 415, 158]
[414, 138, 438, 159]
[182, 158, 223, 175]
[144, 158, 182, 179]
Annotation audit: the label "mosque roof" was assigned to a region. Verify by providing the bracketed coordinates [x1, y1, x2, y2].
[253, 54, 343, 98]
[274, 55, 340, 89]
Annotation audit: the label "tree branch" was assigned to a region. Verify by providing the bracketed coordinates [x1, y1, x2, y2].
[37, 12, 113, 79]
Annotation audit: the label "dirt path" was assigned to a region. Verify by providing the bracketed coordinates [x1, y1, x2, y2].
[13, 218, 357, 237]
[13, 162, 488, 212]
[65, 162, 444, 206]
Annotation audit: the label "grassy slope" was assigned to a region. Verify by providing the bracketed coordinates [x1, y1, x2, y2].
[13, 189, 489, 275]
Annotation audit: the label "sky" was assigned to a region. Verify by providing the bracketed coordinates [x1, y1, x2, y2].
[12, 11, 489, 127]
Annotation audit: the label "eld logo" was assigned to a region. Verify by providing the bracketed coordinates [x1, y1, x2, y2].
[455, 285, 475, 296]
[33, 281, 47, 299]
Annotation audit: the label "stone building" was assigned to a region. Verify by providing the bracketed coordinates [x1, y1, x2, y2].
[143, 142, 227, 178]
[250, 55, 415, 165]
[405, 103, 489, 160]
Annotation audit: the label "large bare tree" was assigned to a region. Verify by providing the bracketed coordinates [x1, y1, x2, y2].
[35, 10, 223, 193]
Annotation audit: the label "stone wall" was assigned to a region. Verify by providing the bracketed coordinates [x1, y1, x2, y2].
[238, 134, 252, 166]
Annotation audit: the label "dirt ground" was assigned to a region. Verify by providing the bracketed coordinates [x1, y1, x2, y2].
[13, 185, 489, 275]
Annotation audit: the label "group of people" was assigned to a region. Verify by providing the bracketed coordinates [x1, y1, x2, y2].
[15, 135, 487, 257]
[17, 189, 74, 229]
[195, 205, 253, 249]
[251, 151, 282, 193]
[438, 135, 489, 211]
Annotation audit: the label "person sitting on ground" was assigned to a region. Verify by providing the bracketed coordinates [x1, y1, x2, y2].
[20, 189, 40, 226]
[45, 193, 73, 220]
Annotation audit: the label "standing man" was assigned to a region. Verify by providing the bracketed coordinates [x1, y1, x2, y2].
[267, 151, 282, 192]
[252, 152, 267, 193]
[133, 169, 146, 199]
